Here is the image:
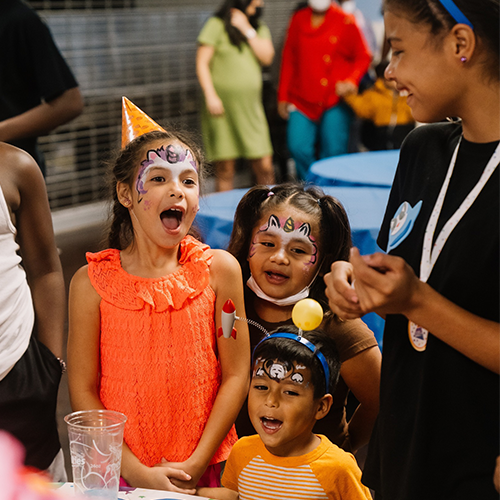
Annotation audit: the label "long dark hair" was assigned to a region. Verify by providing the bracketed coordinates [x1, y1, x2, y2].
[227, 183, 352, 308]
[106, 129, 205, 250]
[215, 0, 261, 48]
[383, 0, 499, 79]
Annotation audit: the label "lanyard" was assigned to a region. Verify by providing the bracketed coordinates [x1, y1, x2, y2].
[420, 138, 500, 283]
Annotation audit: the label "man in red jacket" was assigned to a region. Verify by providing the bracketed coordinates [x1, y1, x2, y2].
[278, 0, 371, 180]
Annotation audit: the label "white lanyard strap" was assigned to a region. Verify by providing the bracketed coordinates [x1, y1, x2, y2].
[420, 138, 500, 283]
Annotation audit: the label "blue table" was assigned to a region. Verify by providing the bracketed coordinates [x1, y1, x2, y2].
[196, 186, 390, 253]
[306, 150, 399, 188]
[195, 186, 390, 348]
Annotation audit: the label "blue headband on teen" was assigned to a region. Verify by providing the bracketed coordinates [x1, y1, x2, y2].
[437, 0, 473, 29]
[253, 332, 331, 394]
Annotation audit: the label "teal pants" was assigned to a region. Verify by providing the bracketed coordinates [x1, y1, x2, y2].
[287, 103, 353, 180]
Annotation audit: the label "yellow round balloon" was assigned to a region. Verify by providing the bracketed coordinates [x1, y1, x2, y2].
[292, 299, 323, 331]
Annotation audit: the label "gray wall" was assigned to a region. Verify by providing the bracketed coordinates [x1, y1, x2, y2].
[29, 0, 382, 209]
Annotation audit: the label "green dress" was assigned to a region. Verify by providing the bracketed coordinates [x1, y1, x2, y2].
[198, 17, 273, 162]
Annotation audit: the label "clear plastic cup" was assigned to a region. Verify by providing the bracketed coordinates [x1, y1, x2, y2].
[65, 410, 127, 499]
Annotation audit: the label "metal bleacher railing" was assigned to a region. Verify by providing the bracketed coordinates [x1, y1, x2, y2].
[29, 0, 293, 212]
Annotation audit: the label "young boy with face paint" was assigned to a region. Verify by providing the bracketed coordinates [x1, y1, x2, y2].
[198, 326, 372, 500]
[228, 184, 381, 456]
[67, 99, 250, 493]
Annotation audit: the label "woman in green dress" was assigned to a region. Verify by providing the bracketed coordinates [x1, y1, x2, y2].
[197, 0, 275, 191]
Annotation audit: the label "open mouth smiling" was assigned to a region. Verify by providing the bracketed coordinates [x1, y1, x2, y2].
[261, 417, 283, 433]
[160, 208, 184, 231]
[265, 271, 289, 283]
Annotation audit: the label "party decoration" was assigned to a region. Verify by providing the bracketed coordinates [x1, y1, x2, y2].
[121, 96, 166, 148]
[218, 299, 237, 339]
[292, 298, 323, 331]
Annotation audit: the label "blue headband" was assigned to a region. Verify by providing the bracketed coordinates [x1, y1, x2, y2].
[253, 332, 331, 394]
[437, 0, 473, 29]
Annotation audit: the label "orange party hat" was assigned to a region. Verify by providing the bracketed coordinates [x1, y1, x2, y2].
[121, 96, 166, 148]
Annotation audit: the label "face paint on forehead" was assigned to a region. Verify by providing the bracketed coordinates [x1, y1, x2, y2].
[135, 144, 198, 203]
[253, 357, 307, 385]
[249, 214, 318, 265]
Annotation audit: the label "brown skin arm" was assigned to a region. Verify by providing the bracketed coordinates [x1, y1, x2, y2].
[0, 87, 83, 142]
[165, 250, 250, 489]
[196, 45, 225, 117]
[340, 345, 381, 452]
[197, 486, 239, 500]
[326, 249, 500, 374]
[0, 143, 65, 357]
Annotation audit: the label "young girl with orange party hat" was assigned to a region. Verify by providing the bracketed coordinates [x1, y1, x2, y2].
[67, 98, 250, 493]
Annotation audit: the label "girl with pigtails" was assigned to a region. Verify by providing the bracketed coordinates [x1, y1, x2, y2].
[227, 183, 381, 455]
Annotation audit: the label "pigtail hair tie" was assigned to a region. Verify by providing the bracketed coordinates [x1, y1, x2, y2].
[267, 191, 275, 197]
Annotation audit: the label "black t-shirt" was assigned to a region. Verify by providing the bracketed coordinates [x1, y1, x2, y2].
[0, 0, 78, 171]
[363, 122, 500, 499]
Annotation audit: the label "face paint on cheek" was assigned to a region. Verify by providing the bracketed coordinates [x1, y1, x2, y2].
[142, 199, 152, 210]
[248, 237, 258, 258]
[307, 235, 318, 265]
[193, 192, 200, 214]
[135, 164, 149, 203]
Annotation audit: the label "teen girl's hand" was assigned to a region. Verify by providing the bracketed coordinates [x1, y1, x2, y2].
[324, 260, 362, 319]
[347, 248, 422, 317]
[324, 248, 422, 319]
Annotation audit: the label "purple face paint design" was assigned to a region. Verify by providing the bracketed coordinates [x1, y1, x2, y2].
[249, 214, 318, 265]
[135, 145, 197, 203]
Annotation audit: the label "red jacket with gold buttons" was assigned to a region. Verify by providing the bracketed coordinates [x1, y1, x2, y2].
[278, 4, 372, 121]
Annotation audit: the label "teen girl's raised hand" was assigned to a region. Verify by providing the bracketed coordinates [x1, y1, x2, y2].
[324, 248, 421, 320]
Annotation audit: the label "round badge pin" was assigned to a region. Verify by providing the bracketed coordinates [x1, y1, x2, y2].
[408, 321, 428, 351]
